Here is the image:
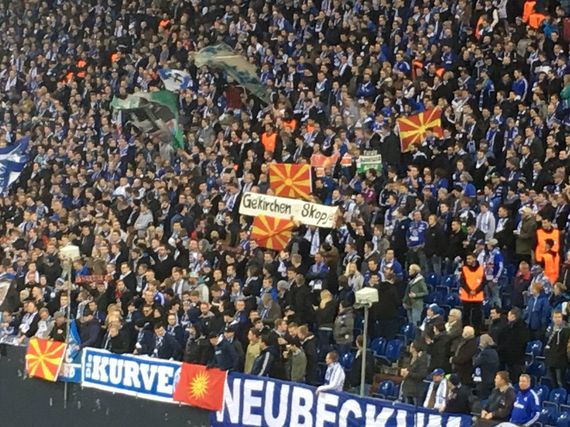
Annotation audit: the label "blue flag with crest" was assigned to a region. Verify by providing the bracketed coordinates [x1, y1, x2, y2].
[0, 136, 29, 194]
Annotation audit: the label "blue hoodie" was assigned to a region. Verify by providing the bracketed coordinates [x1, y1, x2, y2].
[510, 388, 540, 426]
[524, 292, 551, 331]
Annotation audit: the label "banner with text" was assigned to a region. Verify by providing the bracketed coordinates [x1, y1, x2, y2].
[239, 192, 338, 228]
[212, 372, 471, 427]
[81, 348, 182, 403]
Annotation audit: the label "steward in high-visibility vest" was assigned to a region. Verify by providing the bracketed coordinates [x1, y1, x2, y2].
[542, 238, 560, 285]
[459, 253, 485, 333]
[459, 256, 485, 303]
[535, 218, 559, 262]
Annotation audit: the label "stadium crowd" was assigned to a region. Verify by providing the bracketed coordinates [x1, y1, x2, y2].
[1, 0, 570, 424]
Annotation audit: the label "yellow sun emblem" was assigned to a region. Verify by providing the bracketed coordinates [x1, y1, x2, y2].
[189, 371, 209, 399]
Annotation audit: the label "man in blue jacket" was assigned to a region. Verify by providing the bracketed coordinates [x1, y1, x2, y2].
[510, 374, 540, 426]
[209, 332, 238, 371]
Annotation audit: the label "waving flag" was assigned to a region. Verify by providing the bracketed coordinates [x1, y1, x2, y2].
[173, 363, 226, 411]
[25, 337, 67, 382]
[250, 215, 294, 251]
[193, 43, 269, 103]
[0, 136, 29, 194]
[269, 163, 311, 200]
[397, 108, 443, 152]
[158, 69, 193, 92]
[111, 91, 184, 149]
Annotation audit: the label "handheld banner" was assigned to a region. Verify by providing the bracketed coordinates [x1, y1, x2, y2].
[239, 192, 338, 228]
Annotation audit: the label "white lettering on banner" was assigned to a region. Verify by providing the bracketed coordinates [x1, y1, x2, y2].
[239, 192, 338, 228]
[93, 355, 108, 381]
[366, 405, 395, 426]
[339, 399, 363, 427]
[139, 364, 158, 390]
[217, 378, 241, 424]
[156, 366, 173, 395]
[109, 358, 122, 384]
[316, 393, 339, 427]
[290, 386, 314, 427]
[396, 409, 407, 426]
[123, 360, 141, 388]
[242, 379, 264, 426]
[264, 382, 289, 427]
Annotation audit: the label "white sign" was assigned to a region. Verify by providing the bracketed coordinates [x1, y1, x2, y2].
[239, 192, 338, 228]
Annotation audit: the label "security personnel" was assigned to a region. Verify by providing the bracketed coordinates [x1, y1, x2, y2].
[459, 253, 485, 333]
[261, 123, 281, 158]
[535, 217, 559, 262]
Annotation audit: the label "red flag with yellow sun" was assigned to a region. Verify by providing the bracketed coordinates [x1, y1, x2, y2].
[250, 215, 294, 251]
[25, 337, 67, 382]
[173, 363, 226, 411]
[269, 163, 311, 200]
[397, 108, 443, 152]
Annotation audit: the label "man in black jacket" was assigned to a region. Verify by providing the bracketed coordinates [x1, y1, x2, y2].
[298, 325, 319, 386]
[497, 308, 529, 384]
[150, 323, 182, 360]
[425, 214, 447, 276]
[478, 371, 516, 426]
[545, 310, 570, 388]
[370, 272, 401, 339]
[285, 275, 314, 326]
[348, 335, 374, 391]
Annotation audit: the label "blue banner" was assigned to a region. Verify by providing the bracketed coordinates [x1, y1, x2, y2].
[81, 348, 182, 403]
[0, 136, 29, 194]
[58, 362, 81, 383]
[212, 372, 471, 427]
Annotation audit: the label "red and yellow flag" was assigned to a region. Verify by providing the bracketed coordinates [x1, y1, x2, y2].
[25, 337, 67, 382]
[173, 363, 227, 411]
[397, 108, 443, 152]
[269, 163, 312, 199]
[250, 215, 294, 251]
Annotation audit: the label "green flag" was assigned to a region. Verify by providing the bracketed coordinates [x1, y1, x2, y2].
[111, 90, 184, 149]
[193, 43, 270, 103]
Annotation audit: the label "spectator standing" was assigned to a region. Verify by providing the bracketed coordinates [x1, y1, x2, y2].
[498, 308, 529, 384]
[473, 334, 500, 400]
[544, 310, 570, 388]
[400, 342, 430, 405]
[523, 283, 551, 341]
[515, 207, 537, 265]
[244, 328, 261, 374]
[402, 264, 428, 326]
[451, 326, 478, 387]
[314, 290, 337, 358]
[332, 300, 354, 355]
[443, 374, 471, 415]
[298, 325, 319, 386]
[459, 253, 485, 333]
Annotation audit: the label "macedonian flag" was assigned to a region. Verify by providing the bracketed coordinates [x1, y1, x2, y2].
[25, 337, 67, 382]
[173, 363, 227, 411]
[269, 163, 311, 200]
[250, 215, 294, 251]
[397, 108, 443, 152]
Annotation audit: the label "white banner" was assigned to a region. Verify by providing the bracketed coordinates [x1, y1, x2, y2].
[239, 192, 338, 228]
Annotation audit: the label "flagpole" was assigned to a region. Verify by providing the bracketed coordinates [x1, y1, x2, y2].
[63, 258, 72, 409]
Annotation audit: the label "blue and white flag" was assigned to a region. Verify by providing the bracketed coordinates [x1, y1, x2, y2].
[158, 69, 192, 92]
[0, 136, 29, 194]
[66, 320, 81, 363]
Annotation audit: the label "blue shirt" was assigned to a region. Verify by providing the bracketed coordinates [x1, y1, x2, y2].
[510, 388, 540, 425]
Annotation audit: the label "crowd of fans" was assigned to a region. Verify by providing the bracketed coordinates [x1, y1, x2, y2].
[1, 0, 570, 424]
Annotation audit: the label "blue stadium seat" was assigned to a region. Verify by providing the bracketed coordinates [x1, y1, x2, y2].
[558, 411, 570, 427]
[398, 323, 416, 342]
[376, 380, 396, 400]
[526, 361, 547, 378]
[445, 293, 461, 307]
[426, 273, 440, 287]
[548, 388, 568, 406]
[378, 339, 403, 365]
[525, 340, 544, 358]
[370, 337, 387, 358]
[535, 384, 550, 404]
[443, 275, 456, 288]
[540, 402, 559, 426]
[340, 352, 355, 371]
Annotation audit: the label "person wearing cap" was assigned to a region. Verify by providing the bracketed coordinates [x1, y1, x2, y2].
[473, 334, 499, 400]
[223, 324, 244, 372]
[477, 371, 516, 426]
[514, 207, 537, 265]
[483, 238, 505, 309]
[79, 307, 101, 349]
[423, 368, 448, 411]
[49, 312, 67, 342]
